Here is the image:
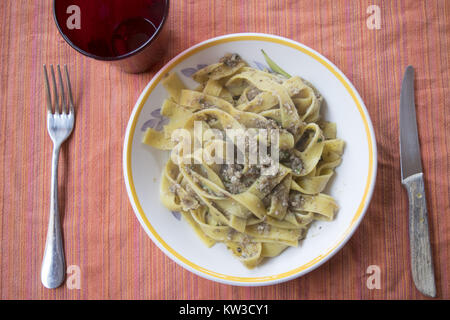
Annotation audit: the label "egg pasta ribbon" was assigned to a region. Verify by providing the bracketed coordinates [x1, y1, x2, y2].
[142, 53, 344, 268]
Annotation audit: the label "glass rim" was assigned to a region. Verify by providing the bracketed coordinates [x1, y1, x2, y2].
[52, 0, 170, 61]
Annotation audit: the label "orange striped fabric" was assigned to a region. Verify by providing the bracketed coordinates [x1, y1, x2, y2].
[0, 0, 448, 299]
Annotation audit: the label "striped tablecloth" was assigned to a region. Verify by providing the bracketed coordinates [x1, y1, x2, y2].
[0, 0, 448, 299]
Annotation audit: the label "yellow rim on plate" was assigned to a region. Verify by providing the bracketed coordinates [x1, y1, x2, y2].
[124, 34, 376, 284]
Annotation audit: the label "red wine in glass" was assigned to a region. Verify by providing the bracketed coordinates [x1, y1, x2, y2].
[111, 17, 157, 56]
[54, 0, 169, 72]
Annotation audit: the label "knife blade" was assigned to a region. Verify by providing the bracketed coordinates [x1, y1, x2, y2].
[400, 65, 436, 297]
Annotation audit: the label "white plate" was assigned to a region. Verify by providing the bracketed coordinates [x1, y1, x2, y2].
[123, 33, 377, 286]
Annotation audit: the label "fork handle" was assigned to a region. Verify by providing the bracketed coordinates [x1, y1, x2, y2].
[41, 144, 66, 289]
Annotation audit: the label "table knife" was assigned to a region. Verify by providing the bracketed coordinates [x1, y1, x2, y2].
[400, 65, 436, 297]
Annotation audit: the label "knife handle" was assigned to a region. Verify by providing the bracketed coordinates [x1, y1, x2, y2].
[402, 172, 436, 297]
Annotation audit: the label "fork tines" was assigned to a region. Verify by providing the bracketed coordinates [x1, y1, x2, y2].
[43, 65, 74, 115]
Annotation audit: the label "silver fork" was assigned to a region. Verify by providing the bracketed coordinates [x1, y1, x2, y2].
[41, 65, 75, 289]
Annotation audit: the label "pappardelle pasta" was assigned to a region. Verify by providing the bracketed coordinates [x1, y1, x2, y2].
[142, 53, 344, 268]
